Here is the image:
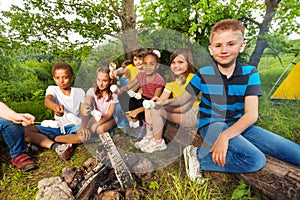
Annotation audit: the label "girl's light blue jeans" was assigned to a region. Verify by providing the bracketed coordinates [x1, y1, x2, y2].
[113, 103, 129, 128]
[0, 118, 27, 158]
[197, 122, 300, 173]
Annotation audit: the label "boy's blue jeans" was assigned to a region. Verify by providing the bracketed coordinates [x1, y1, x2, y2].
[197, 122, 300, 173]
[0, 118, 26, 158]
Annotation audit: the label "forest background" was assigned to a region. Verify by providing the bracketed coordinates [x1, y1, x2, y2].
[0, 0, 299, 199]
[0, 0, 299, 104]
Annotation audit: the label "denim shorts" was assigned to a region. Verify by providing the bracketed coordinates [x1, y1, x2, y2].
[36, 124, 81, 136]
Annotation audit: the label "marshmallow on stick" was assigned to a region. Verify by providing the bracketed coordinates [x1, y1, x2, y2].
[134, 93, 142, 100]
[91, 109, 102, 121]
[41, 120, 60, 128]
[109, 62, 117, 79]
[127, 90, 143, 100]
[143, 100, 156, 109]
[110, 84, 119, 93]
[109, 62, 117, 70]
[127, 90, 136, 98]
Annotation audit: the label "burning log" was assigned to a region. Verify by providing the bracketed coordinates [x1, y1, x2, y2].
[74, 162, 108, 200]
[36, 131, 154, 199]
[70, 132, 136, 199]
[61, 155, 133, 199]
[98, 132, 135, 189]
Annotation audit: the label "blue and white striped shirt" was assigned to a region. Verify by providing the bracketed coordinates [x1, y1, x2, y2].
[186, 61, 262, 129]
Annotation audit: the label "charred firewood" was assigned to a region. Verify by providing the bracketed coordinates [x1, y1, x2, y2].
[98, 132, 135, 189]
[74, 165, 111, 200]
[69, 169, 85, 194]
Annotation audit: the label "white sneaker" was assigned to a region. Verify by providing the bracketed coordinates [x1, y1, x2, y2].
[129, 120, 140, 128]
[141, 139, 167, 153]
[55, 144, 73, 160]
[134, 137, 152, 149]
[183, 145, 203, 183]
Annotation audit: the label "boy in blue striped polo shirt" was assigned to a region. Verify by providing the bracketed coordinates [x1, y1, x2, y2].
[153, 19, 300, 182]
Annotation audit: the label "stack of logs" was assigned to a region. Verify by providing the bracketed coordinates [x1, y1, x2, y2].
[36, 131, 158, 200]
[61, 144, 153, 200]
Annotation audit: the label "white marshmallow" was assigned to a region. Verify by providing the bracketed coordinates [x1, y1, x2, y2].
[143, 100, 155, 109]
[41, 120, 60, 128]
[134, 93, 142, 100]
[91, 109, 102, 121]
[109, 62, 117, 70]
[127, 90, 136, 98]
[110, 84, 118, 93]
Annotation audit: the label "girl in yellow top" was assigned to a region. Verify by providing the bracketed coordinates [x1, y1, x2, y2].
[135, 48, 200, 153]
[112, 47, 148, 113]
[113, 47, 148, 86]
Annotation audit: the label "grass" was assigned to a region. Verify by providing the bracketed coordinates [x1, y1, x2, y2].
[257, 99, 300, 142]
[6, 100, 53, 122]
[0, 144, 92, 199]
[142, 156, 209, 199]
[142, 172, 212, 199]
[0, 56, 299, 199]
[141, 161, 260, 200]
[0, 169, 38, 199]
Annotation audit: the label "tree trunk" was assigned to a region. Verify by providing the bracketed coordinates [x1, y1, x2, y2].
[119, 0, 138, 60]
[164, 122, 300, 200]
[248, 0, 281, 67]
[119, 29, 138, 60]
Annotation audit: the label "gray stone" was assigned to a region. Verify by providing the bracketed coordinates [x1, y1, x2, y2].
[61, 167, 77, 185]
[94, 190, 124, 200]
[132, 157, 154, 180]
[35, 177, 74, 200]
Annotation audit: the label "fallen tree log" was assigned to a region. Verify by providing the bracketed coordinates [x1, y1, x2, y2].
[163, 122, 300, 200]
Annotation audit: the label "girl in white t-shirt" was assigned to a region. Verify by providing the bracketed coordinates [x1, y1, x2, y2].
[83, 67, 119, 134]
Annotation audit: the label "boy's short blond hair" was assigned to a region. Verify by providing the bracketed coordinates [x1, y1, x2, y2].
[210, 19, 245, 42]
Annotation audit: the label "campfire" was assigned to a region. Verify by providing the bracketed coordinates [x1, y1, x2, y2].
[35, 132, 154, 200]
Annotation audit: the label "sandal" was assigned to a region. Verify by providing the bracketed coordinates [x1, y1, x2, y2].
[11, 153, 38, 172]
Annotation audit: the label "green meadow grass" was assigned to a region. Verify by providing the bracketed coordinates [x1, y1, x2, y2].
[0, 145, 92, 200]
[6, 100, 53, 122]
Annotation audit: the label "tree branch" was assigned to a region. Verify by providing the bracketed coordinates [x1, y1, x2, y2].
[48, 0, 92, 8]
[240, 17, 261, 26]
[109, 0, 122, 18]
